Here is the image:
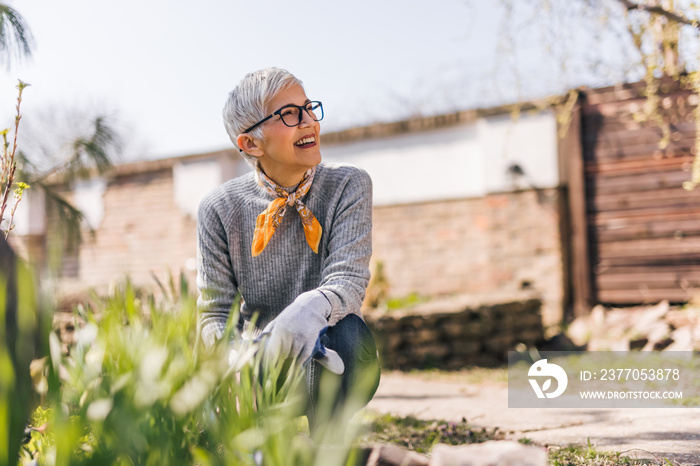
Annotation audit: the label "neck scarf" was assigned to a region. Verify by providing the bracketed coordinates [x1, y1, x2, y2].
[251, 166, 322, 257]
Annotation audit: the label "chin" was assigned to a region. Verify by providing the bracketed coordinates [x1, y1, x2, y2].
[305, 151, 322, 167]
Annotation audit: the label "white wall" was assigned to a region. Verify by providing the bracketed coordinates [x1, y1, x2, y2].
[322, 110, 558, 206]
[11, 187, 46, 235]
[74, 178, 107, 230]
[173, 154, 239, 218]
[478, 112, 559, 193]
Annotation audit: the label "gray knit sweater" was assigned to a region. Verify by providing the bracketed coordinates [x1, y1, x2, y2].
[196, 162, 373, 348]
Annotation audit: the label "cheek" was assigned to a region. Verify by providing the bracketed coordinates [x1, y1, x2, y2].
[262, 128, 286, 148]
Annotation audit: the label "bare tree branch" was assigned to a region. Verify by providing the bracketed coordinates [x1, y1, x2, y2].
[618, 0, 700, 30]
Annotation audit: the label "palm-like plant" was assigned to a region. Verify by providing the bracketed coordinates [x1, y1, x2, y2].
[0, 3, 122, 262]
[0, 3, 34, 68]
[17, 112, 122, 245]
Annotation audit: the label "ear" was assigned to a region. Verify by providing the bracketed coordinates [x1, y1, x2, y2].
[237, 133, 264, 157]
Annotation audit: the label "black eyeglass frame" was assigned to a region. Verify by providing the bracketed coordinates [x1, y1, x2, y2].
[242, 101, 323, 134]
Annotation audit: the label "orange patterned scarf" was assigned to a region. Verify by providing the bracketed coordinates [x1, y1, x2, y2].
[251, 166, 322, 257]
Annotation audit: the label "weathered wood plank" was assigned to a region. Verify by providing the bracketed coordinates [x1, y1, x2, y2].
[594, 255, 700, 268]
[585, 156, 694, 175]
[595, 255, 700, 269]
[583, 120, 696, 145]
[595, 270, 700, 289]
[590, 187, 700, 212]
[596, 264, 700, 275]
[597, 236, 700, 258]
[590, 205, 700, 222]
[595, 217, 700, 242]
[587, 170, 690, 195]
[586, 139, 695, 161]
[597, 288, 695, 304]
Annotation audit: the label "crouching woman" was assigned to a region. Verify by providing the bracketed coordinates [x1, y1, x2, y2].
[196, 67, 380, 425]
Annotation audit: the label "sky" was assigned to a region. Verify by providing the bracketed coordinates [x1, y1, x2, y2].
[0, 0, 638, 162]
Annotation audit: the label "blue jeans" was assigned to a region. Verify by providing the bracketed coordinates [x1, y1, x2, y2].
[305, 314, 381, 427]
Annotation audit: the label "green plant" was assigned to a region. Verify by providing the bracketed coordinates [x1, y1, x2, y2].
[1, 236, 50, 466]
[360, 413, 663, 465]
[357, 413, 504, 454]
[14, 278, 365, 465]
[0, 3, 34, 68]
[1, 80, 29, 238]
[0, 80, 122, 250]
[548, 444, 655, 465]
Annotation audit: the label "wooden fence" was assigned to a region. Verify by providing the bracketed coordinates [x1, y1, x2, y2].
[568, 79, 700, 313]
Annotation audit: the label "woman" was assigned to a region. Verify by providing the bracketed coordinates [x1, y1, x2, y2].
[196, 67, 380, 422]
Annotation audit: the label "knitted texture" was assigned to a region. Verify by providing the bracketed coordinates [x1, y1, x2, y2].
[252, 166, 322, 256]
[196, 163, 373, 349]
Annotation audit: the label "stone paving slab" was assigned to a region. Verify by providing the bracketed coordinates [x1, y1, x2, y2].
[366, 371, 700, 464]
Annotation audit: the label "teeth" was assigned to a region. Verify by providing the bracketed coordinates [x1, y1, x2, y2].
[295, 137, 315, 146]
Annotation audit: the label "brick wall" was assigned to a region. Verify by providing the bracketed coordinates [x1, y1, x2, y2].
[372, 188, 566, 326]
[61, 167, 199, 296]
[365, 292, 543, 369]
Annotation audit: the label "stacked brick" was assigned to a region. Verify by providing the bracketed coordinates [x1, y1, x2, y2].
[365, 293, 544, 370]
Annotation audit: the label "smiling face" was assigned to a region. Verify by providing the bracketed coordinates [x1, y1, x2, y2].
[251, 83, 322, 186]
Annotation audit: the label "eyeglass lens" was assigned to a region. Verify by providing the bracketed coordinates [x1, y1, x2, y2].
[279, 102, 323, 127]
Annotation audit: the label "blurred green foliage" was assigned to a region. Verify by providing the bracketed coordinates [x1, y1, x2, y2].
[1, 238, 51, 466]
[3, 267, 363, 466]
[385, 293, 429, 311]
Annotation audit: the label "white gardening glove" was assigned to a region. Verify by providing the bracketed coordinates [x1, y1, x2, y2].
[261, 291, 344, 375]
[306, 326, 345, 375]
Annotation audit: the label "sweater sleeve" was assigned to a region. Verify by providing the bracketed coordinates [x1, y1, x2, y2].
[317, 168, 373, 325]
[196, 197, 238, 348]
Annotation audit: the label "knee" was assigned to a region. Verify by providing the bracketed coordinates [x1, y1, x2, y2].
[325, 314, 381, 401]
[326, 314, 377, 359]
[331, 313, 365, 333]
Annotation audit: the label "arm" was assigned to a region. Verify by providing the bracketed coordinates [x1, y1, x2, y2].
[317, 168, 373, 326]
[196, 198, 238, 349]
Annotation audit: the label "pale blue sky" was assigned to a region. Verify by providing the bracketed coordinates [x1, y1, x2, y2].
[1, 0, 638, 161]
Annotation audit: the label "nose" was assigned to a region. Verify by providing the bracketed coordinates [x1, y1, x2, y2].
[298, 108, 316, 127]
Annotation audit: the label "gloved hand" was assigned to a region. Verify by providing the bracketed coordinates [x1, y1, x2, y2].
[261, 291, 344, 375]
[308, 327, 345, 375]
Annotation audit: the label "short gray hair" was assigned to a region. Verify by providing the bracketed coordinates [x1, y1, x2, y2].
[222, 67, 304, 167]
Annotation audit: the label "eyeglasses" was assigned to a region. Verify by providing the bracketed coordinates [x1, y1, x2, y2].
[242, 101, 324, 134]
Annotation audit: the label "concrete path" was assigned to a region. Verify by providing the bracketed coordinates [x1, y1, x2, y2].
[366, 371, 700, 464]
